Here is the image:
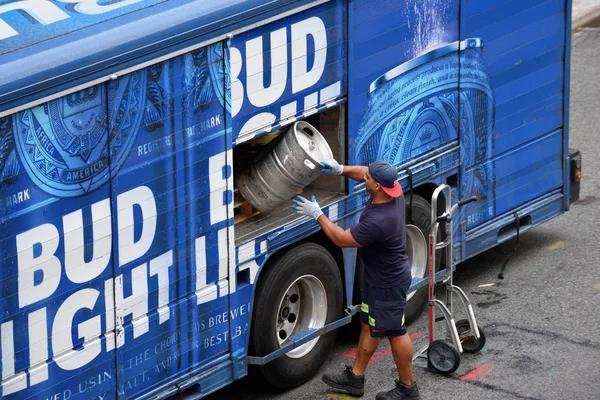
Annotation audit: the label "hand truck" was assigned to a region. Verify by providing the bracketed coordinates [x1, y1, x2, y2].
[413, 184, 487, 374]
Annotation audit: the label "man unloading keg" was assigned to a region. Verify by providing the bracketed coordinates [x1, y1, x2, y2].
[292, 159, 421, 400]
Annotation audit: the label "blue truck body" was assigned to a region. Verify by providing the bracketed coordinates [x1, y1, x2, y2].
[0, 0, 575, 398]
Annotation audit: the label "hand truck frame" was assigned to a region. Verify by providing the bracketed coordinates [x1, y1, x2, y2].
[412, 184, 486, 374]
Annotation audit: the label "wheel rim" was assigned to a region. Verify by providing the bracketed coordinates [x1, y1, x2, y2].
[276, 274, 328, 359]
[406, 224, 427, 301]
[456, 321, 480, 352]
[430, 343, 457, 372]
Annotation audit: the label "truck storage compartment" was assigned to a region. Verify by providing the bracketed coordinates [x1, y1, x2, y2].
[233, 105, 346, 244]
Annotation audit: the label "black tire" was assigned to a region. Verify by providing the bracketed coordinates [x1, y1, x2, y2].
[404, 194, 441, 324]
[427, 340, 461, 374]
[455, 319, 487, 353]
[353, 194, 440, 324]
[249, 242, 343, 390]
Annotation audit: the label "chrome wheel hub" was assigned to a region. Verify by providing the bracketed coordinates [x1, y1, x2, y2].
[276, 275, 327, 359]
[406, 224, 428, 300]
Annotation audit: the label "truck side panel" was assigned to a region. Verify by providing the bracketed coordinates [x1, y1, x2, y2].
[230, 0, 347, 145]
[459, 0, 567, 229]
[0, 42, 242, 399]
[347, 0, 461, 190]
[0, 85, 118, 399]
[110, 45, 238, 399]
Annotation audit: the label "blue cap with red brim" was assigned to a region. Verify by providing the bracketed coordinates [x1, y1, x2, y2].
[368, 160, 403, 198]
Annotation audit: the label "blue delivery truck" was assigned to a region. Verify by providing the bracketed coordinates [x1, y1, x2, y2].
[0, 0, 581, 398]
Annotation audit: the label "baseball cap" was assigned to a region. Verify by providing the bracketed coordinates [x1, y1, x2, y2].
[368, 160, 403, 198]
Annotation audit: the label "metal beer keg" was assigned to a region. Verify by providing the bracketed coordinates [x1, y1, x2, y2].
[236, 121, 333, 214]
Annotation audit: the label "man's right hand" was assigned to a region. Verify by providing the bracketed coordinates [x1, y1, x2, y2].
[320, 159, 344, 175]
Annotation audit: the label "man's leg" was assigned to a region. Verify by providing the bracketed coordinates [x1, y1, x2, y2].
[374, 281, 421, 399]
[375, 333, 421, 400]
[353, 322, 381, 375]
[322, 322, 378, 396]
[389, 333, 414, 385]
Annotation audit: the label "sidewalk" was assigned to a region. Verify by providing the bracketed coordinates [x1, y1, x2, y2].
[572, 0, 600, 29]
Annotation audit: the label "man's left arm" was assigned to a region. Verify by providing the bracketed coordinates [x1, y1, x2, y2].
[292, 195, 362, 248]
[316, 214, 362, 248]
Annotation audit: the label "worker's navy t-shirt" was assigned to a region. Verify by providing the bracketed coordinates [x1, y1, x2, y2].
[350, 195, 412, 288]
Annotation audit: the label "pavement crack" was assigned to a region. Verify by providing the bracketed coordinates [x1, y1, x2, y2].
[471, 289, 509, 309]
[471, 290, 505, 297]
[572, 195, 599, 206]
[485, 323, 600, 350]
[476, 299, 502, 309]
[462, 380, 543, 400]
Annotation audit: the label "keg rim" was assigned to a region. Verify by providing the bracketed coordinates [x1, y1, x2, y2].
[369, 38, 484, 95]
[291, 120, 334, 165]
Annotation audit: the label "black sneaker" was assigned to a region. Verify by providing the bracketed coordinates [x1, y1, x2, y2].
[376, 380, 421, 400]
[322, 365, 365, 396]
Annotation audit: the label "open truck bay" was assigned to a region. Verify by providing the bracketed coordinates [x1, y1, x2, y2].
[0, 0, 580, 398]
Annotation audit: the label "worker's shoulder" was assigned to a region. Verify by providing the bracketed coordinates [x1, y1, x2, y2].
[369, 196, 404, 215]
[363, 203, 400, 225]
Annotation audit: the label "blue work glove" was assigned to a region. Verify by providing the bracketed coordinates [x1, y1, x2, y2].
[320, 159, 343, 175]
[292, 195, 323, 220]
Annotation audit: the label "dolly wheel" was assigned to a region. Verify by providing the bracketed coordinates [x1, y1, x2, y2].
[455, 319, 486, 353]
[427, 340, 460, 374]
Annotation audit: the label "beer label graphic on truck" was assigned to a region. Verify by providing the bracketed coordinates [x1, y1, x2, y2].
[0, 2, 346, 398]
[350, 0, 497, 230]
[0, 0, 574, 397]
[0, 42, 234, 398]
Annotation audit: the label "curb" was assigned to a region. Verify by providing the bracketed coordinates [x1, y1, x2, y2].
[572, 6, 600, 30]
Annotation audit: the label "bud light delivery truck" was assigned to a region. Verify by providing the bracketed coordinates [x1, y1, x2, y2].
[0, 0, 580, 398]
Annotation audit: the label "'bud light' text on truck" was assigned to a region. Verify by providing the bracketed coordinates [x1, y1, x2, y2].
[0, 0, 581, 399]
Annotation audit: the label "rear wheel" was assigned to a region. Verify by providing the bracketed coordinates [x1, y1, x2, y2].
[250, 242, 343, 389]
[456, 319, 487, 353]
[404, 194, 440, 324]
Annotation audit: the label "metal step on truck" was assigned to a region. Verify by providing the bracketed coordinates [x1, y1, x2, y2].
[0, 0, 580, 398]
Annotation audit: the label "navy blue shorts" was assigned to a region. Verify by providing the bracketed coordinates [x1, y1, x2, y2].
[360, 278, 411, 338]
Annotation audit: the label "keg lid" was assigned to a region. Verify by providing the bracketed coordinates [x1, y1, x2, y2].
[293, 121, 333, 163]
[369, 38, 483, 95]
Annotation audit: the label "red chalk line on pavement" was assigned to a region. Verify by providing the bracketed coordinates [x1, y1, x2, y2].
[367, 348, 392, 367]
[409, 331, 423, 340]
[338, 332, 424, 367]
[459, 364, 492, 381]
[339, 348, 357, 359]
[338, 332, 491, 382]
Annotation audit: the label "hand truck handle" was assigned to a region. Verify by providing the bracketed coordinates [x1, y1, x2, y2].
[436, 214, 449, 223]
[437, 196, 479, 222]
[457, 196, 478, 207]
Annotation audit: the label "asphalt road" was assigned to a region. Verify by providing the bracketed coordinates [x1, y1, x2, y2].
[206, 29, 600, 400]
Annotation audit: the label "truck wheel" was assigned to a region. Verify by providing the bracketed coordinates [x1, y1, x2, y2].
[352, 194, 439, 325]
[404, 195, 441, 323]
[250, 242, 343, 389]
[404, 194, 440, 324]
